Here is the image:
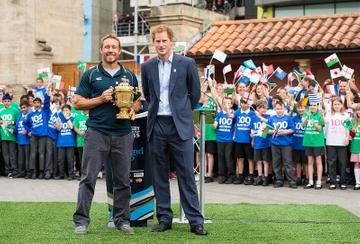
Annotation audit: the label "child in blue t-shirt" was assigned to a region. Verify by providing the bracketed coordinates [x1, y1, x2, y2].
[250, 100, 272, 186]
[213, 97, 235, 184]
[45, 100, 60, 179]
[13, 101, 31, 178]
[268, 101, 296, 188]
[233, 99, 255, 185]
[292, 102, 307, 185]
[55, 104, 76, 180]
[25, 91, 51, 179]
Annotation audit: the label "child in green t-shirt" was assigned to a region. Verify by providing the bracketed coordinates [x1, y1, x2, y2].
[302, 101, 325, 190]
[0, 93, 20, 177]
[350, 105, 360, 190]
[73, 109, 89, 176]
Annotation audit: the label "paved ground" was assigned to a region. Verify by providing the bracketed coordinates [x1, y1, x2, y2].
[0, 177, 359, 216]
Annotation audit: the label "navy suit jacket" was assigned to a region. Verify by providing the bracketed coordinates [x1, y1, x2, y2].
[141, 53, 200, 141]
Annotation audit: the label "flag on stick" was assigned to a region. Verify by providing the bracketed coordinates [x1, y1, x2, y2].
[243, 59, 256, 70]
[341, 65, 354, 80]
[212, 49, 227, 63]
[324, 53, 340, 67]
[77, 61, 86, 72]
[136, 55, 150, 64]
[37, 67, 51, 78]
[257, 123, 272, 138]
[52, 75, 62, 90]
[330, 68, 341, 79]
[293, 68, 305, 82]
[308, 93, 321, 104]
[328, 84, 339, 96]
[222, 64, 232, 75]
[273, 67, 287, 80]
[262, 64, 274, 76]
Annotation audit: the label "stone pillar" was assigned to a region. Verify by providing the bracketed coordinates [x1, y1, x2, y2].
[146, 4, 229, 54]
[294, 59, 311, 72]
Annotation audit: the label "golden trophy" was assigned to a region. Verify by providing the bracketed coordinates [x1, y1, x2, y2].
[113, 77, 139, 119]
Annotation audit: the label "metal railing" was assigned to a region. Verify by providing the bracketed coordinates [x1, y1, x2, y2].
[113, 20, 150, 37]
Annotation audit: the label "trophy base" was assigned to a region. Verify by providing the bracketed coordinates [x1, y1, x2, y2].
[116, 109, 130, 119]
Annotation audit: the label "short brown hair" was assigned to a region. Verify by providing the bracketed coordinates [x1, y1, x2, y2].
[151, 25, 174, 42]
[100, 34, 121, 49]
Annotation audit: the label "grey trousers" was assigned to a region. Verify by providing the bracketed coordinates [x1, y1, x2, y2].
[2, 141, 17, 175]
[18, 144, 30, 175]
[271, 145, 296, 184]
[73, 128, 134, 227]
[29, 136, 47, 172]
[45, 138, 57, 175]
[327, 145, 347, 185]
[217, 142, 235, 178]
[58, 147, 75, 177]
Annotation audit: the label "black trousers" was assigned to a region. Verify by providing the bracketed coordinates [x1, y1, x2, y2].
[2, 141, 17, 175]
[217, 142, 235, 178]
[271, 145, 296, 184]
[327, 145, 347, 185]
[45, 138, 57, 176]
[58, 147, 75, 177]
[18, 144, 30, 175]
[29, 136, 47, 172]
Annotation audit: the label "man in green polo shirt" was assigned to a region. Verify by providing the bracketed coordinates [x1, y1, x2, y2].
[72, 34, 141, 235]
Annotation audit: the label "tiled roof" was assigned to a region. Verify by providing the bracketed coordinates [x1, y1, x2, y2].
[187, 13, 360, 56]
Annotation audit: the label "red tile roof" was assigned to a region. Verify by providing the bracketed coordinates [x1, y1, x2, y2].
[187, 13, 360, 56]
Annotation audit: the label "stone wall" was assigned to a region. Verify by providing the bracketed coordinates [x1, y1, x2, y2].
[0, 0, 83, 89]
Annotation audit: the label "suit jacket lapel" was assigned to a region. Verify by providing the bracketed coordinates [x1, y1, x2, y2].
[169, 54, 179, 95]
[151, 59, 160, 99]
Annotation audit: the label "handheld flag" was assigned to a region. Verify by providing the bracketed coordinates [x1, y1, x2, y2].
[238, 76, 250, 85]
[243, 59, 256, 70]
[300, 97, 309, 107]
[342, 119, 354, 130]
[265, 81, 277, 93]
[249, 70, 260, 84]
[52, 75, 62, 90]
[293, 68, 305, 82]
[324, 53, 340, 67]
[212, 49, 227, 63]
[308, 93, 321, 104]
[223, 83, 235, 94]
[273, 67, 287, 80]
[327, 84, 339, 96]
[222, 64, 232, 75]
[204, 64, 215, 80]
[37, 67, 51, 78]
[341, 65, 354, 80]
[77, 61, 86, 72]
[272, 124, 280, 138]
[257, 123, 272, 138]
[330, 68, 341, 79]
[136, 55, 150, 64]
[262, 64, 274, 76]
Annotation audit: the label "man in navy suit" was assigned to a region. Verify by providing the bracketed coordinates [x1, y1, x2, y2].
[141, 25, 207, 235]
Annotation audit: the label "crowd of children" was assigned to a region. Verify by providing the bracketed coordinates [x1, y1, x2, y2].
[199, 75, 360, 190]
[0, 77, 89, 180]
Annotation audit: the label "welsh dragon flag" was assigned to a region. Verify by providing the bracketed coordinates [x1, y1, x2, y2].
[324, 53, 339, 67]
[257, 123, 272, 139]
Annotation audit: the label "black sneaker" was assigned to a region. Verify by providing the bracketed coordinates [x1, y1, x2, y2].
[274, 181, 284, 188]
[205, 176, 213, 183]
[233, 176, 244, 185]
[13, 173, 25, 178]
[262, 176, 269, 186]
[315, 183, 322, 190]
[304, 183, 314, 189]
[296, 178, 302, 186]
[217, 176, 226, 184]
[289, 183, 298, 189]
[38, 172, 44, 179]
[54, 175, 65, 180]
[31, 172, 37, 179]
[44, 174, 51, 180]
[329, 184, 336, 190]
[253, 176, 263, 186]
[244, 176, 254, 185]
[224, 176, 235, 184]
[340, 184, 347, 190]
[25, 173, 31, 179]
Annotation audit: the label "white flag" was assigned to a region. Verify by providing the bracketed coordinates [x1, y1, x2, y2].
[222, 64, 232, 75]
[330, 68, 341, 79]
[341, 65, 354, 80]
[212, 49, 227, 63]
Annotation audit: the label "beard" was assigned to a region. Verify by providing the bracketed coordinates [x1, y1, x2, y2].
[103, 53, 119, 64]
